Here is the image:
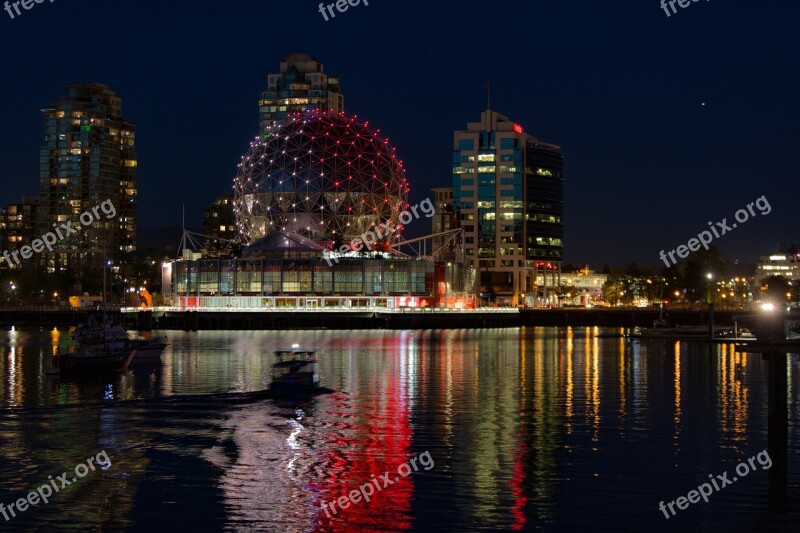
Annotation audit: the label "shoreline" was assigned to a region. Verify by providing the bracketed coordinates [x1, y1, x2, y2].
[0, 307, 755, 330]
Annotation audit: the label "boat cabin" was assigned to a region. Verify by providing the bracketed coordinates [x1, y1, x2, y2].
[271, 350, 320, 392]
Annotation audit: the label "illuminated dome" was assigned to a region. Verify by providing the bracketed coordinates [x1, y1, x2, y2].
[233, 110, 410, 244]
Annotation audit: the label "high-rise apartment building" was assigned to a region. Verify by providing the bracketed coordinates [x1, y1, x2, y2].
[39, 83, 136, 274]
[258, 52, 344, 135]
[452, 110, 564, 305]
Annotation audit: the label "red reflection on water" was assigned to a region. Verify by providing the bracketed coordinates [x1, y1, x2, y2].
[313, 335, 414, 532]
[510, 434, 528, 530]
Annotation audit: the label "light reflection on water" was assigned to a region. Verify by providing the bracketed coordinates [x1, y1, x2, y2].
[0, 327, 798, 531]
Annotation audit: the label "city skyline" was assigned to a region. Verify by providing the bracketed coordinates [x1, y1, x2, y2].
[0, 5, 799, 532]
[0, 1, 797, 268]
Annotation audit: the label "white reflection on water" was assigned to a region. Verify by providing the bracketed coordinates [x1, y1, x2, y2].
[203, 402, 315, 531]
[287, 417, 304, 472]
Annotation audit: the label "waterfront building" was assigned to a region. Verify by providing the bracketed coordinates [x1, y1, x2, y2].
[165, 108, 475, 309]
[0, 197, 41, 269]
[163, 230, 472, 309]
[38, 83, 136, 274]
[755, 252, 800, 287]
[452, 110, 564, 305]
[543, 268, 607, 306]
[258, 52, 344, 136]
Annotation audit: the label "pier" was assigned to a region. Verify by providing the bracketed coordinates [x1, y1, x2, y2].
[118, 306, 520, 330]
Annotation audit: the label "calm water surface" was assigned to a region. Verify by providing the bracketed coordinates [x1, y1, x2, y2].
[0, 327, 798, 532]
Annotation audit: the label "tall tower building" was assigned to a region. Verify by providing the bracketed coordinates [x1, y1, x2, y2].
[39, 83, 137, 274]
[452, 110, 563, 306]
[258, 52, 344, 135]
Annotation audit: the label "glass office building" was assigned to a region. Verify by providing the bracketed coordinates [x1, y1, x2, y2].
[452, 110, 563, 305]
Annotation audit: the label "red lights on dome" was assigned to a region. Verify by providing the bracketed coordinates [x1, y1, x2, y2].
[233, 110, 409, 244]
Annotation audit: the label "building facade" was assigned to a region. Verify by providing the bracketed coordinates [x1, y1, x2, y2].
[544, 269, 607, 306]
[431, 187, 457, 262]
[452, 110, 564, 305]
[756, 253, 800, 288]
[258, 52, 344, 136]
[39, 83, 136, 274]
[203, 191, 237, 241]
[165, 229, 475, 309]
[201, 191, 239, 257]
[1, 197, 41, 269]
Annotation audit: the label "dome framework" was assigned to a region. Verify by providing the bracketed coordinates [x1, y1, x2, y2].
[233, 110, 410, 245]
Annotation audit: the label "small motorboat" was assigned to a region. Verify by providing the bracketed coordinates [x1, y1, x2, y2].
[270, 349, 321, 395]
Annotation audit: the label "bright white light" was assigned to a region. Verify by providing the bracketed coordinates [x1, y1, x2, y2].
[761, 303, 775, 312]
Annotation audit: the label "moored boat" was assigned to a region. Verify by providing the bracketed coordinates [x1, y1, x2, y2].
[54, 344, 137, 374]
[73, 315, 129, 345]
[630, 325, 732, 339]
[74, 315, 168, 361]
[131, 338, 168, 360]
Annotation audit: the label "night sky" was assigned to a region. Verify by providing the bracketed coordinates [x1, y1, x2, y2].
[0, 0, 797, 268]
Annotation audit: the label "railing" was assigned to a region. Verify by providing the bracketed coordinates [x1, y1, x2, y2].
[120, 306, 519, 314]
[0, 306, 79, 312]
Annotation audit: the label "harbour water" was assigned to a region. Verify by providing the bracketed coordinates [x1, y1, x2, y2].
[0, 327, 798, 531]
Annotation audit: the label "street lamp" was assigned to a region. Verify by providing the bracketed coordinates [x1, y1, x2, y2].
[706, 272, 714, 304]
[706, 272, 715, 339]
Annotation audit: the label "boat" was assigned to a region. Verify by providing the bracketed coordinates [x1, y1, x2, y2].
[786, 320, 800, 340]
[132, 338, 168, 360]
[270, 349, 322, 395]
[630, 325, 732, 339]
[54, 343, 137, 374]
[74, 314, 168, 361]
[73, 315, 128, 345]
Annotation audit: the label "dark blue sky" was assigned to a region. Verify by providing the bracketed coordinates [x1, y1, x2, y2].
[1, 0, 797, 268]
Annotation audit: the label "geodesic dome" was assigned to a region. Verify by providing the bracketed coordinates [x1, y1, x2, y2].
[233, 110, 410, 244]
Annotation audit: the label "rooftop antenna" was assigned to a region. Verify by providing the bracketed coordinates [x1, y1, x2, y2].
[178, 204, 188, 258]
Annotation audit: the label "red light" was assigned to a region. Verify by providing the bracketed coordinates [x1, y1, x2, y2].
[513, 124, 523, 134]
